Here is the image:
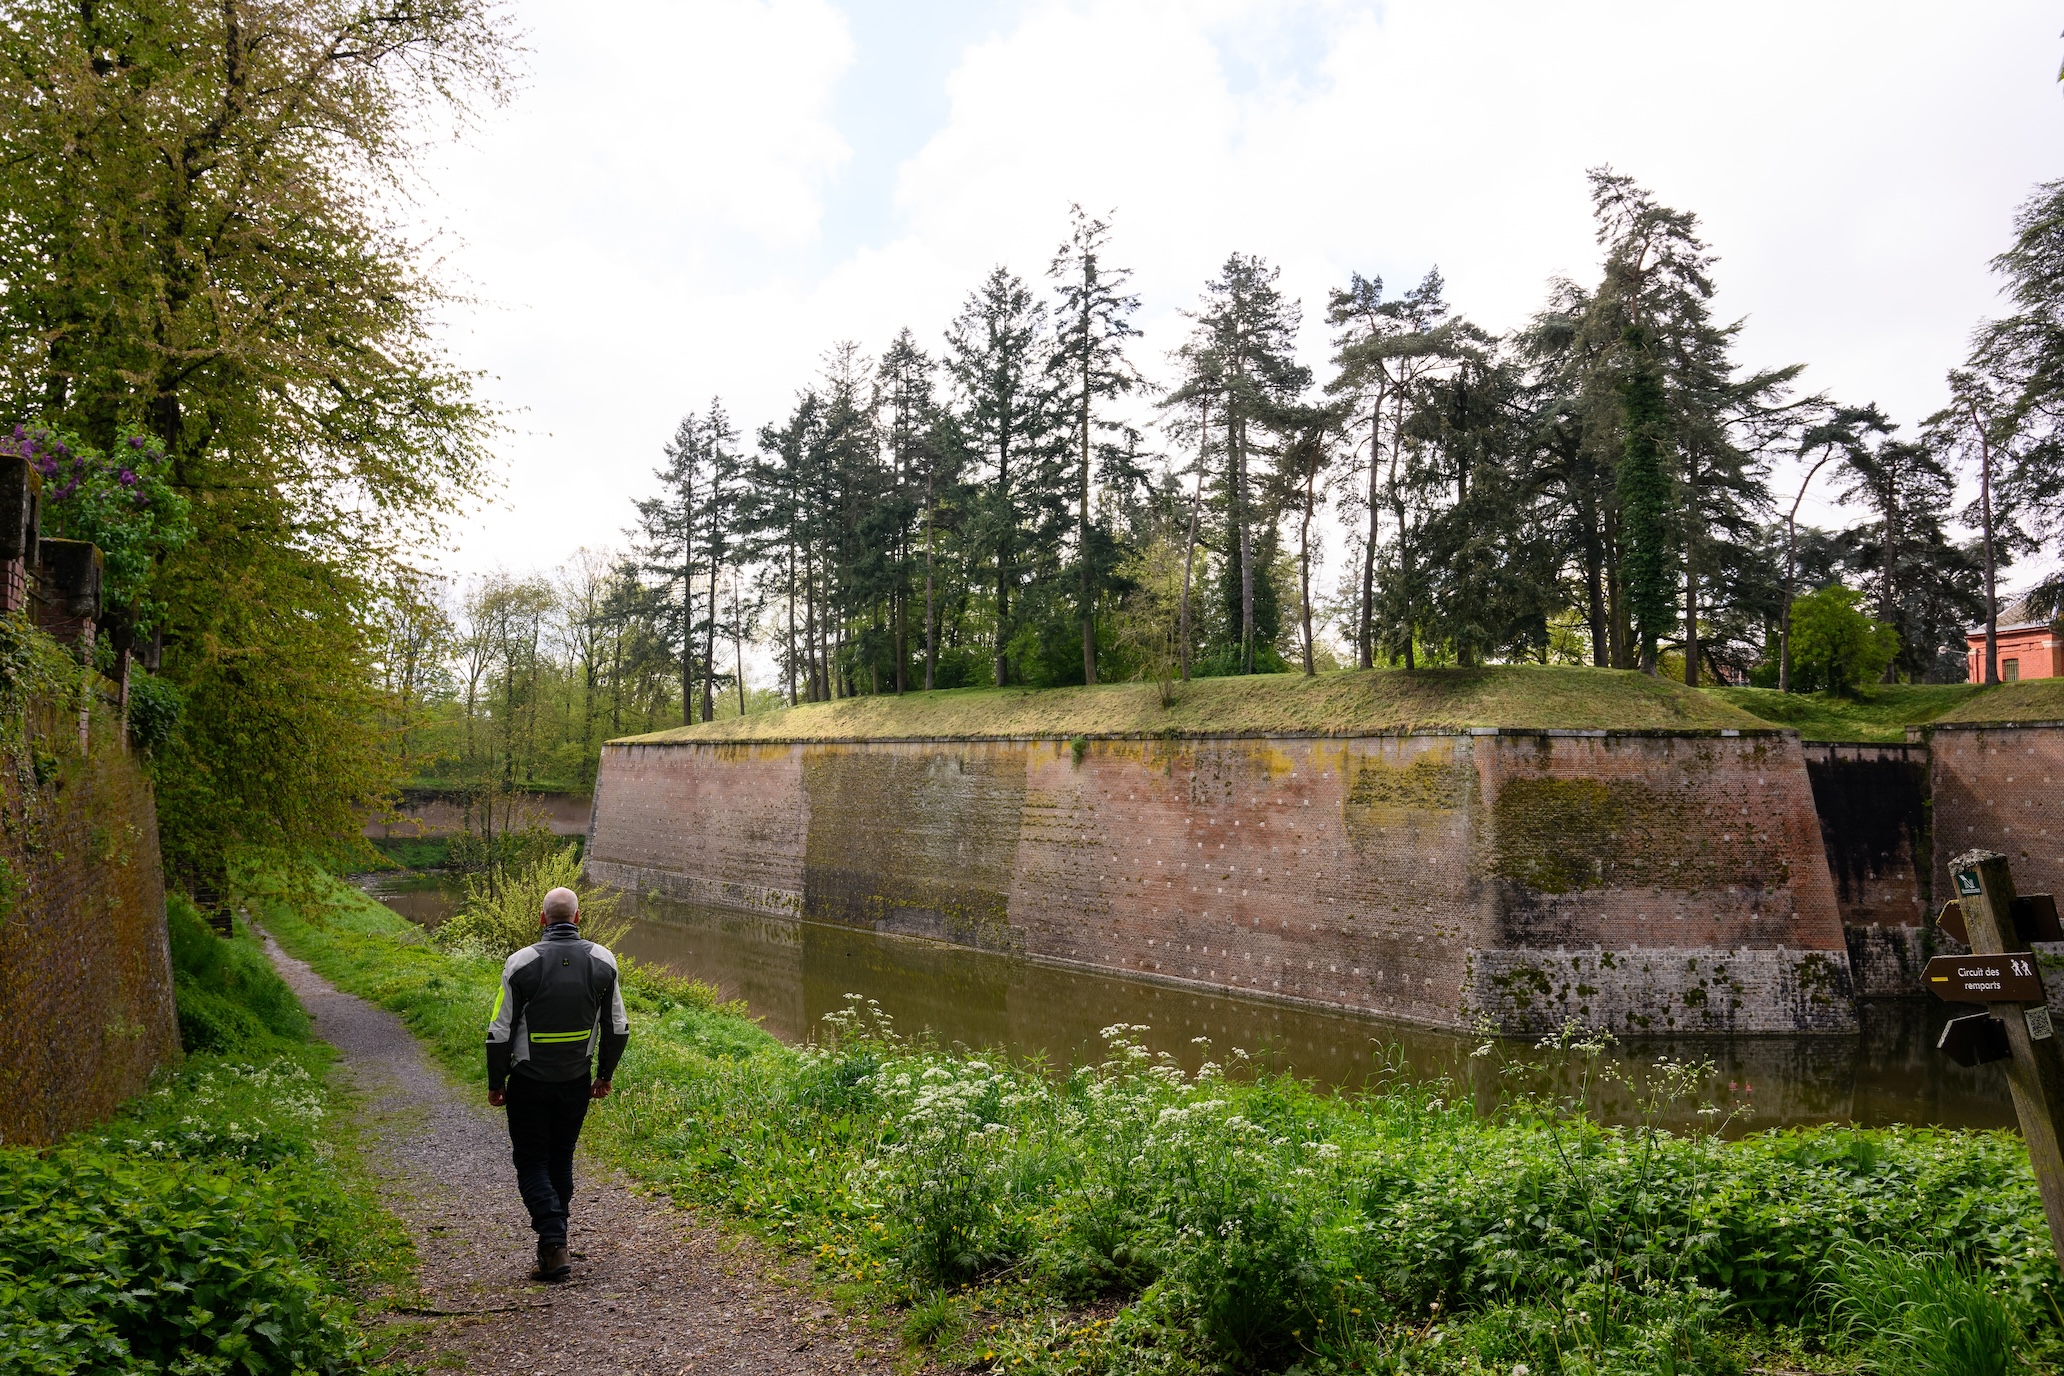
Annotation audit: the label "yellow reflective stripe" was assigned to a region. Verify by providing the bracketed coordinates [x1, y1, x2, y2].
[487, 986, 505, 1029]
[530, 1030, 592, 1043]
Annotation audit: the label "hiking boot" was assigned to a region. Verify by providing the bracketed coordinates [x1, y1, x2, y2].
[533, 1241, 571, 1282]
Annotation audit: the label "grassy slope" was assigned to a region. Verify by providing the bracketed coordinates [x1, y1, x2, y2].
[1707, 680, 2064, 741]
[622, 665, 1767, 744]
[1704, 683, 1985, 743]
[1932, 678, 2064, 724]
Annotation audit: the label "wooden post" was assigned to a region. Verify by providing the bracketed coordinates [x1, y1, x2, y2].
[1954, 847, 2064, 1271]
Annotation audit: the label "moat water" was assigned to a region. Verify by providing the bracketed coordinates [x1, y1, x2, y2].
[359, 869, 2018, 1134]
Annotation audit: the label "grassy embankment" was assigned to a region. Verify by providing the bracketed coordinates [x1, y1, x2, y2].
[629, 665, 1764, 743]
[625, 666, 2064, 749]
[0, 897, 414, 1375]
[258, 863, 2058, 1376]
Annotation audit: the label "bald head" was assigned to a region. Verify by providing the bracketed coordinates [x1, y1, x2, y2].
[540, 887, 580, 924]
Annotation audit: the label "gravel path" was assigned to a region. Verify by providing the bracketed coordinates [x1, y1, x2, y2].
[260, 932, 899, 1375]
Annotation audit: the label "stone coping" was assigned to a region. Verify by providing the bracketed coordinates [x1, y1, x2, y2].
[1912, 718, 2064, 735]
[604, 724, 1801, 748]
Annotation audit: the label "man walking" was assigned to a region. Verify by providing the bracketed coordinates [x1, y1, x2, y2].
[485, 885, 630, 1281]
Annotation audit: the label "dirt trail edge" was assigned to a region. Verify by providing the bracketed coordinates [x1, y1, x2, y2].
[260, 931, 897, 1376]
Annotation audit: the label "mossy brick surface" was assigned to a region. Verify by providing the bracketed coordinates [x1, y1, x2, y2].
[0, 707, 175, 1144]
[588, 727, 1854, 1034]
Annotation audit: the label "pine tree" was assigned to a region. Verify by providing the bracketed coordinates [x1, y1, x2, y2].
[1615, 327, 1673, 673]
[694, 401, 747, 721]
[946, 268, 1052, 686]
[635, 413, 704, 724]
[1970, 177, 2064, 618]
[1581, 169, 1800, 680]
[1325, 269, 1454, 668]
[1181, 255, 1310, 673]
[1047, 207, 1145, 685]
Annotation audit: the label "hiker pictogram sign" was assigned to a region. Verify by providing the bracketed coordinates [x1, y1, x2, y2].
[1925, 952, 2044, 1004]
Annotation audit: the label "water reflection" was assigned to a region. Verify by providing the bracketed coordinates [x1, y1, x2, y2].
[352, 869, 2016, 1133]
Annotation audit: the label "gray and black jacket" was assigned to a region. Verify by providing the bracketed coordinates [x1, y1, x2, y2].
[485, 923, 631, 1090]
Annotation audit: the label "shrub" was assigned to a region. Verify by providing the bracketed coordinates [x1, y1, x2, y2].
[0, 1059, 382, 1375]
[1789, 584, 1899, 694]
[434, 843, 624, 958]
[125, 670, 183, 754]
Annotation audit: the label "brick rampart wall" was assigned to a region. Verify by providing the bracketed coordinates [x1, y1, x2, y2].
[0, 707, 175, 1144]
[1804, 743, 1931, 927]
[590, 728, 1853, 1035]
[1929, 723, 2064, 909]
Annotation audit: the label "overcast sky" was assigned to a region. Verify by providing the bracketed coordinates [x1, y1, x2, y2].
[422, 0, 2064, 601]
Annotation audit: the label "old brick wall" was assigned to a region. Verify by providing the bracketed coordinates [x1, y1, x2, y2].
[1466, 731, 1852, 1033]
[1796, 743, 1933, 999]
[1929, 723, 2064, 908]
[1804, 744, 1931, 926]
[588, 728, 1854, 1034]
[0, 710, 176, 1145]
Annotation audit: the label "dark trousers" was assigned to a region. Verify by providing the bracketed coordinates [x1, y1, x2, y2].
[505, 1071, 591, 1245]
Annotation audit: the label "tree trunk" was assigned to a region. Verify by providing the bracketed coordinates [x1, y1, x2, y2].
[1683, 458, 1700, 687]
[1581, 491, 1608, 668]
[995, 426, 1012, 688]
[1881, 474, 1900, 683]
[1299, 436, 1317, 676]
[785, 545, 797, 705]
[924, 494, 937, 692]
[1976, 402, 2000, 684]
[702, 558, 718, 723]
[1358, 380, 1386, 670]
[680, 557, 695, 726]
[1235, 410, 1253, 674]
[803, 545, 819, 702]
[1080, 312, 1097, 686]
[1780, 513, 1797, 695]
[733, 578, 747, 716]
[1178, 398, 1207, 683]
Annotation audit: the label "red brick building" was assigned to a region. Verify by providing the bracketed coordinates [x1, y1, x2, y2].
[1966, 605, 2064, 683]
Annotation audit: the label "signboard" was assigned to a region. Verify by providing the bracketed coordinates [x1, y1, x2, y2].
[1957, 868, 1983, 897]
[1925, 952, 2044, 1003]
[1932, 894, 2059, 947]
[1939, 1011, 2012, 1067]
[2017, 894, 2064, 943]
[1938, 900, 1970, 947]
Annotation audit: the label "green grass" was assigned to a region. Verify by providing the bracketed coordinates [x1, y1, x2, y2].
[260, 861, 2062, 1376]
[1704, 683, 1985, 742]
[366, 835, 454, 869]
[0, 900, 415, 1375]
[1707, 679, 2064, 740]
[1933, 678, 2064, 725]
[621, 665, 1769, 744]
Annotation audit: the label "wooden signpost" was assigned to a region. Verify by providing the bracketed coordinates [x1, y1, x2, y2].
[1930, 850, 2064, 1271]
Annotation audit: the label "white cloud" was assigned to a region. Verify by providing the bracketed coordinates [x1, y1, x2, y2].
[425, 0, 2064, 590]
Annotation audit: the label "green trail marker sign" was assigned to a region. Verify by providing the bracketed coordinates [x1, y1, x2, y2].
[1925, 952, 2045, 1003]
[1938, 850, 2064, 1274]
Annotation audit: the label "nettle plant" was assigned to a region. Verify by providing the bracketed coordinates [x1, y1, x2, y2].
[0, 425, 193, 634]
